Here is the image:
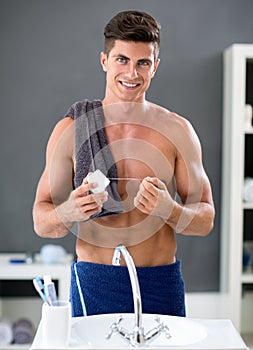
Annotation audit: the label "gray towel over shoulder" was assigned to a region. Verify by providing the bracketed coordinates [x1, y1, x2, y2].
[65, 99, 124, 218]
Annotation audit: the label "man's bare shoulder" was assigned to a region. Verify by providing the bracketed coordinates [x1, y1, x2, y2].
[49, 117, 74, 142]
[146, 101, 194, 133]
[46, 117, 74, 160]
[52, 116, 74, 133]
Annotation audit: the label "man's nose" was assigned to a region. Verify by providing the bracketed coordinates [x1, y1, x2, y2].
[126, 63, 138, 79]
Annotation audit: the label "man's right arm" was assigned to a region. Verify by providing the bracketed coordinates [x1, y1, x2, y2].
[32, 117, 107, 238]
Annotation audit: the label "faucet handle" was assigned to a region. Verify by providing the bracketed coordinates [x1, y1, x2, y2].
[105, 316, 123, 339]
[155, 316, 171, 339]
[145, 316, 172, 342]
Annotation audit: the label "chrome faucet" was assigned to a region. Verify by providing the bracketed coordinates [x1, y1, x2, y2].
[112, 244, 145, 344]
[106, 244, 171, 347]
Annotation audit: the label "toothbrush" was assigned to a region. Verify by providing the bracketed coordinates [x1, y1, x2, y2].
[33, 277, 50, 305]
[43, 275, 58, 305]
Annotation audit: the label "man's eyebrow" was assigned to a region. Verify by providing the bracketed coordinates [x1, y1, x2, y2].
[112, 54, 153, 63]
[137, 58, 153, 63]
[113, 53, 129, 59]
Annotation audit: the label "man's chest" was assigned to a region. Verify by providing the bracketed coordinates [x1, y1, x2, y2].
[104, 123, 176, 183]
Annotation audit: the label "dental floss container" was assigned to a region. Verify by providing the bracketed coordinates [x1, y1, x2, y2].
[88, 170, 110, 193]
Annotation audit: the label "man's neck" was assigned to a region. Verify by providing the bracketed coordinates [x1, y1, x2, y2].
[101, 99, 151, 125]
[102, 89, 147, 106]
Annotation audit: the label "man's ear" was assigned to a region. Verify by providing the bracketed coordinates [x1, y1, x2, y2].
[100, 51, 108, 72]
[151, 58, 160, 78]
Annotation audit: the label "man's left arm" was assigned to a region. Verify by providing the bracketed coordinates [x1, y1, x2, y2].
[134, 120, 215, 236]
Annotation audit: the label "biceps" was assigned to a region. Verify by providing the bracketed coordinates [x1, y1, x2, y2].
[174, 156, 212, 205]
[49, 156, 74, 205]
[35, 156, 73, 208]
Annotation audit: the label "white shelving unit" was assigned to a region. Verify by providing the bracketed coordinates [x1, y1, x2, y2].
[221, 44, 253, 334]
[0, 253, 73, 349]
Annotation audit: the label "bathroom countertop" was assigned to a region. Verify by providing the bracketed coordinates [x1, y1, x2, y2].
[30, 316, 248, 350]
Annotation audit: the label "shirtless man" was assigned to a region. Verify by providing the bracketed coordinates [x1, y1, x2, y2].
[33, 10, 215, 317]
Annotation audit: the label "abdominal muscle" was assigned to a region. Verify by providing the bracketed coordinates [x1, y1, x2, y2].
[75, 165, 177, 266]
[76, 208, 177, 267]
[75, 120, 178, 266]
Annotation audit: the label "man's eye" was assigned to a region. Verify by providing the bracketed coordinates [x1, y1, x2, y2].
[138, 60, 149, 66]
[117, 57, 127, 63]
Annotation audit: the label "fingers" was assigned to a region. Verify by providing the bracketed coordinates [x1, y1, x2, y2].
[75, 170, 109, 197]
[134, 177, 167, 214]
[70, 191, 108, 221]
[68, 173, 109, 220]
[133, 194, 150, 213]
[75, 191, 108, 207]
[143, 177, 167, 191]
[137, 177, 162, 199]
[135, 186, 154, 206]
[75, 179, 98, 197]
[134, 178, 157, 211]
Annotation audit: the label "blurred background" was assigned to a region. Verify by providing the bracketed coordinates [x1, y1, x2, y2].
[0, 0, 253, 293]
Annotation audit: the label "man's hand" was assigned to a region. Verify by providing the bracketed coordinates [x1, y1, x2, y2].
[134, 177, 174, 220]
[57, 174, 108, 224]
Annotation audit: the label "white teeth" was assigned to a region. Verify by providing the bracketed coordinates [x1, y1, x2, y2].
[121, 81, 138, 88]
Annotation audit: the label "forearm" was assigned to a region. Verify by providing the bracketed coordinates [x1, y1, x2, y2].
[166, 201, 215, 236]
[33, 201, 73, 238]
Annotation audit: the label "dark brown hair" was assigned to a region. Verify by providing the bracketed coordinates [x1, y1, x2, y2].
[104, 10, 161, 60]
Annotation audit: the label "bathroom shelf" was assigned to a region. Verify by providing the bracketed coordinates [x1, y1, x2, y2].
[1, 346, 29, 350]
[0, 253, 73, 350]
[243, 202, 253, 209]
[242, 332, 253, 350]
[241, 272, 253, 284]
[221, 44, 253, 334]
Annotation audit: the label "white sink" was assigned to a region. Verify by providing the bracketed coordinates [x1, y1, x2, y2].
[70, 313, 207, 348]
[31, 313, 248, 349]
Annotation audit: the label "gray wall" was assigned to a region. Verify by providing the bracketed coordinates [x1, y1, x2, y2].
[1, 0, 253, 292]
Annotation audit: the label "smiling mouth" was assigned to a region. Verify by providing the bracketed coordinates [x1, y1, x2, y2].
[119, 81, 141, 88]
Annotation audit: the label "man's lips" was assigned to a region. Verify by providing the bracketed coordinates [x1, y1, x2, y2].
[119, 81, 141, 88]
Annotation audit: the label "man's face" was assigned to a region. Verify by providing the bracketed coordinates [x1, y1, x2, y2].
[100, 40, 160, 103]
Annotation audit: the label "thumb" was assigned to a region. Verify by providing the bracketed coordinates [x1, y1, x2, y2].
[82, 172, 93, 185]
[145, 177, 167, 190]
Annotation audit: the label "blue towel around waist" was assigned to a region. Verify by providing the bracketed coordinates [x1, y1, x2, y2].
[70, 260, 185, 318]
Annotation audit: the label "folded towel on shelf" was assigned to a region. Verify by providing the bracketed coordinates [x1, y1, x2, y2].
[243, 177, 253, 202]
[40, 244, 67, 264]
[13, 318, 34, 344]
[0, 319, 13, 345]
